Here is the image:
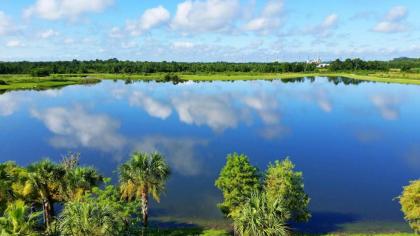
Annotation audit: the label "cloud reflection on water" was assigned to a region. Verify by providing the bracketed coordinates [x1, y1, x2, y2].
[133, 136, 208, 176]
[172, 93, 241, 132]
[111, 85, 287, 135]
[129, 91, 172, 120]
[30, 104, 207, 176]
[371, 94, 401, 121]
[31, 106, 127, 152]
[0, 93, 21, 116]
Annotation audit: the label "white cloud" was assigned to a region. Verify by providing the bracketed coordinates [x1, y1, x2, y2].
[385, 5, 408, 21]
[24, 0, 114, 20]
[171, 0, 240, 33]
[0, 11, 15, 35]
[129, 91, 172, 119]
[31, 106, 126, 152]
[172, 41, 195, 49]
[243, 93, 279, 125]
[373, 6, 408, 33]
[0, 94, 21, 116]
[109, 27, 124, 38]
[315, 89, 333, 113]
[39, 29, 59, 39]
[126, 6, 170, 36]
[6, 40, 24, 48]
[373, 22, 406, 33]
[371, 94, 400, 120]
[133, 136, 207, 176]
[120, 41, 138, 49]
[298, 87, 333, 113]
[306, 13, 339, 36]
[244, 0, 283, 33]
[242, 92, 288, 139]
[64, 38, 75, 44]
[171, 93, 239, 132]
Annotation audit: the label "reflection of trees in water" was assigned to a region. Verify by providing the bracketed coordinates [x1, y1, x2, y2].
[327, 77, 365, 85]
[281, 76, 365, 85]
[114, 76, 370, 86]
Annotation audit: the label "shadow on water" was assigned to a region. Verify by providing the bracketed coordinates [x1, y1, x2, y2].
[292, 212, 359, 234]
[149, 208, 199, 228]
[149, 219, 199, 229]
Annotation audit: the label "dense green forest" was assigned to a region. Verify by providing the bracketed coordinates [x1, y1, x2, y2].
[1, 58, 420, 76]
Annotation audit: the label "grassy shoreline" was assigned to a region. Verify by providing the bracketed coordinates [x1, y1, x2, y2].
[1, 71, 420, 92]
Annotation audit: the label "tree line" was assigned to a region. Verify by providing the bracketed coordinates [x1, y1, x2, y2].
[1, 58, 419, 76]
[0, 152, 419, 235]
[0, 60, 315, 75]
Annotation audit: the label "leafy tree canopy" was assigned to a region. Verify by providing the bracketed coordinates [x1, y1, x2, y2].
[215, 153, 260, 218]
[399, 180, 420, 234]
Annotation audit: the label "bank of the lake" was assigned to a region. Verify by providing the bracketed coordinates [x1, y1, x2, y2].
[1, 71, 420, 92]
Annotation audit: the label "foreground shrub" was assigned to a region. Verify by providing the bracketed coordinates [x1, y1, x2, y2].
[233, 191, 289, 236]
[59, 201, 123, 236]
[215, 153, 260, 218]
[399, 180, 420, 233]
[216, 154, 310, 235]
[265, 159, 310, 222]
[0, 200, 40, 235]
[58, 183, 141, 236]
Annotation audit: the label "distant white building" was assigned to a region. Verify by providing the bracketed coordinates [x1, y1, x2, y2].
[306, 58, 330, 68]
[306, 58, 322, 64]
[317, 63, 330, 68]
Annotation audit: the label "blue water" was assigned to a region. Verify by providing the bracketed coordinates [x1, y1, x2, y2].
[0, 77, 419, 232]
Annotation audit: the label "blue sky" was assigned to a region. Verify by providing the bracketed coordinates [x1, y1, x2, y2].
[0, 0, 419, 62]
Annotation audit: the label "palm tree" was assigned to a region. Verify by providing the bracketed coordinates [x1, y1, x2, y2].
[0, 200, 40, 236]
[26, 159, 65, 228]
[61, 166, 103, 201]
[119, 152, 170, 227]
[57, 152, 103, 201]
[233, 191, 290, 236]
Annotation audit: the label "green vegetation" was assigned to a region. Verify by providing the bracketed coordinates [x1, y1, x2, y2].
[265, 159, 310, 223]
[2, 71, 420, 93]
[215, 153, 260, 218]
[398, 180, 420, 234]
[1, 57, 420, 75]
[1, 57, 420, 92]
[119, 152, 171, 227]
[233, 191, 289, 236]
[0, 152, 418, 235]
[215, 154, 310, 235]
[0, 200, 40, 235]
[0, 74, 100, 92]
[0, 152, 170, 235]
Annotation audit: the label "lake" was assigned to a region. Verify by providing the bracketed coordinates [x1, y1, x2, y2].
[0, 77, 419, 233]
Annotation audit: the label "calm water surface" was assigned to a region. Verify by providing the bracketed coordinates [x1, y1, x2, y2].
[0, 77, 419, 232]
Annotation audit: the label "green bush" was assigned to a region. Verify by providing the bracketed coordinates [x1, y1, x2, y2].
[31, 68, 51, 77]
[164, 73, 182, 82]
[215, 153, 260, 218]
[399, 180, 420, 233]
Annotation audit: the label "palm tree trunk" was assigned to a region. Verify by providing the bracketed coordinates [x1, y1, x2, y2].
[43, 199, 53, 228]
[141, 190, 149, 227]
